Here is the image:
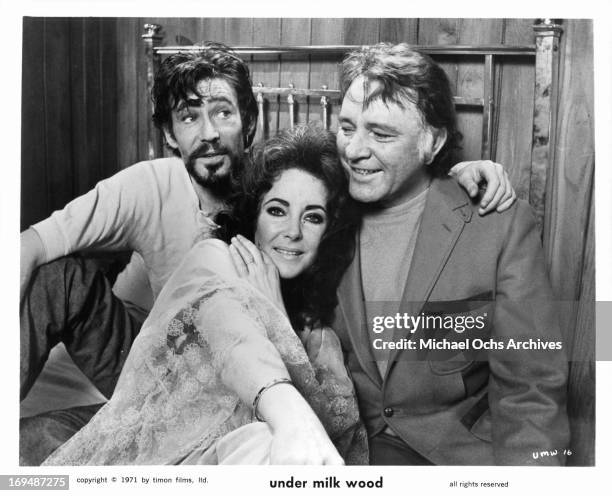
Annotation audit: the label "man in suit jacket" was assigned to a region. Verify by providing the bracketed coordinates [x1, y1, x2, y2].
[333, 43, 569, 465]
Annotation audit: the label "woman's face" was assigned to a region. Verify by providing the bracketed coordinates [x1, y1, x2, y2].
[255, 168, 329, 279]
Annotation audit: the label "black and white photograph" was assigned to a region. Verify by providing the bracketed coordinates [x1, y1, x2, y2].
[1, 0, 609, 493]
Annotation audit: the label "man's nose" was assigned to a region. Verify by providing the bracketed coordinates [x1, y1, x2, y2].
[198, 114, 220, 142]
[343, 133, 370, 162]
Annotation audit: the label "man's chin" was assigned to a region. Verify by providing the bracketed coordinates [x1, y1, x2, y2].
[349, 183, 384, 204]
[189, 159, 229, 181]
[189, 169, 233, 196]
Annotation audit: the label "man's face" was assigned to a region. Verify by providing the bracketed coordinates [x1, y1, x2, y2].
[337, 76, 445, 207]
[164, 78, 244, 192]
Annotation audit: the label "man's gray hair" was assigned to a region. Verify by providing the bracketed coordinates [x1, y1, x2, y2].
[340, 43, 462, 176]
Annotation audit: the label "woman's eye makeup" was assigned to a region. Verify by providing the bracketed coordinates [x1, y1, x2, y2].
[304, 212, 326, 224]
[266, 206, 285, 216]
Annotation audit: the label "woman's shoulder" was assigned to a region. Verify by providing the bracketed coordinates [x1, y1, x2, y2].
[185, 238, 239, 280]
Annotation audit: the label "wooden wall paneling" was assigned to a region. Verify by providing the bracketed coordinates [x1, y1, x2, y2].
[201, 18, 227, 42]
[136, 18, 152, 163]
[541, 19, 595, 465]
[310, 18, 344, 131]
[222, 19, 256, 139]
[417, 18, 460, 45]
[343, 18, 380, 45]
[223, 18, 254, 45]
[566, 198, 595, 466]
[544, 19, 594, 326]
[252, 19, 282, 140]
[417, 20, 461, 132]
[340, 18, 382, 130]
[70, 19, 102, 195]
[99, 19, 119, 180]
[147, 17, 203, 46]
[279, 19, 312, 131]
[116, 18, 141, 168]
[43, 19, 74, 212]
[378, 18, 419, 45]
[494, 19, 535, 199]
[21, 18, 48, 229]
[455, 19, 504, 162]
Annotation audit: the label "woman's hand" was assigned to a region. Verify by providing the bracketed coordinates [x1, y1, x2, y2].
[229, 235, 286, 313]
[259, 382, 344, 465]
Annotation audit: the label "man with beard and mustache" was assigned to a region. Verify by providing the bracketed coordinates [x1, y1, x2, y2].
[19, 44, 514, 465]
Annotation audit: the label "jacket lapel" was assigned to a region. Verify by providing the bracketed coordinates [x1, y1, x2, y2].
[337, 236, 384, 388]
[386, 178, 473, 369]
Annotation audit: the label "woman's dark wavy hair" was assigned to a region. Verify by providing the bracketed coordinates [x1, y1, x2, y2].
[215, 124, 359, 331]
[341, 43, 463, 176]
[152, 42, 258, 151]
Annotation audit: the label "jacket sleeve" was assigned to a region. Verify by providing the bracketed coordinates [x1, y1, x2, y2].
[489, 200, 570, 465]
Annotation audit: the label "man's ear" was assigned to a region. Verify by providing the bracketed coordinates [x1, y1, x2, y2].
[423, 128, 448, 165]
[163, 126, 179, 151]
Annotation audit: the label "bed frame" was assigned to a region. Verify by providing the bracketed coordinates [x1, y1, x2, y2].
[141, 19, 563, 231]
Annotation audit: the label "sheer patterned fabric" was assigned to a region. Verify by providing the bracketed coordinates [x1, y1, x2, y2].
[43, 240, 367, 465]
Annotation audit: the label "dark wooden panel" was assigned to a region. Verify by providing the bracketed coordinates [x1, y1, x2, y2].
[417, 18, 461, 45]
[224, 18, 254, 45]
[148, 17, 203, 45]
[43, 19, 74, 212]
[566, 198, 595, 466]
[99, 19, 119, 180]
[455, 19, 504, 162]
[545, 19, 595, 301]
[279, 19, 312, 131]
[344, 18, 380, 45]
[495, 19, 535, 199]
[417, 20, 461, 107]
[310, 18, 344, 131]
[542, 19, 595, 465]
[379, 18, 418, 44]
[70, 19, 102, 194]
[136, 18, 151, 163]
[21, 18, 48, 229]
[201, 17, 227, 42]
[252, 19, 281, 139]
[116, 18, 141, 167]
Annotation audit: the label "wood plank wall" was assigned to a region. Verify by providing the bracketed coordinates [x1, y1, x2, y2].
[20, 18, 595, 466]
[21, 18, 118, 229]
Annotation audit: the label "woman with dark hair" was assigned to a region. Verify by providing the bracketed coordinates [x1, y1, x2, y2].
[218, 124, 358, 331]
[43, 125, 367, 466]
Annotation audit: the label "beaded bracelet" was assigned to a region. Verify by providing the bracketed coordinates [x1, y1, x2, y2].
[252, 378, 293, 422]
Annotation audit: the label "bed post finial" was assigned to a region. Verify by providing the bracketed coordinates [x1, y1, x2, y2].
[143, 23, 162, 39]
[143, 24, 164, 160]
[288, 83, 295, 130]
[530, 18, 563, 235]
[256, 83, 265, 143]
[320, 85, 329, 131]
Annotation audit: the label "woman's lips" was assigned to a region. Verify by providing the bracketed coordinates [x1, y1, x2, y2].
[273, 247, 303, 259]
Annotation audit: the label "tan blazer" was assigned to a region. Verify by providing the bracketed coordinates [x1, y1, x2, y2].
[333, 177, 570, 465]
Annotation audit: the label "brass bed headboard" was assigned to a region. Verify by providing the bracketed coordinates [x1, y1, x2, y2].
[142, 20, 563, 231]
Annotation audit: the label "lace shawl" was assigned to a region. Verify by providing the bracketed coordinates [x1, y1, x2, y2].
[43, 251, 367, 465]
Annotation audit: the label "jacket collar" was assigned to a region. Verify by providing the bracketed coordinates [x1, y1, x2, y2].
[337, 177, 473, 386]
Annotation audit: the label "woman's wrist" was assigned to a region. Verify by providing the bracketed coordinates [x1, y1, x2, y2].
[253, 378, 293, 421]
[255, 381, 317, 431]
